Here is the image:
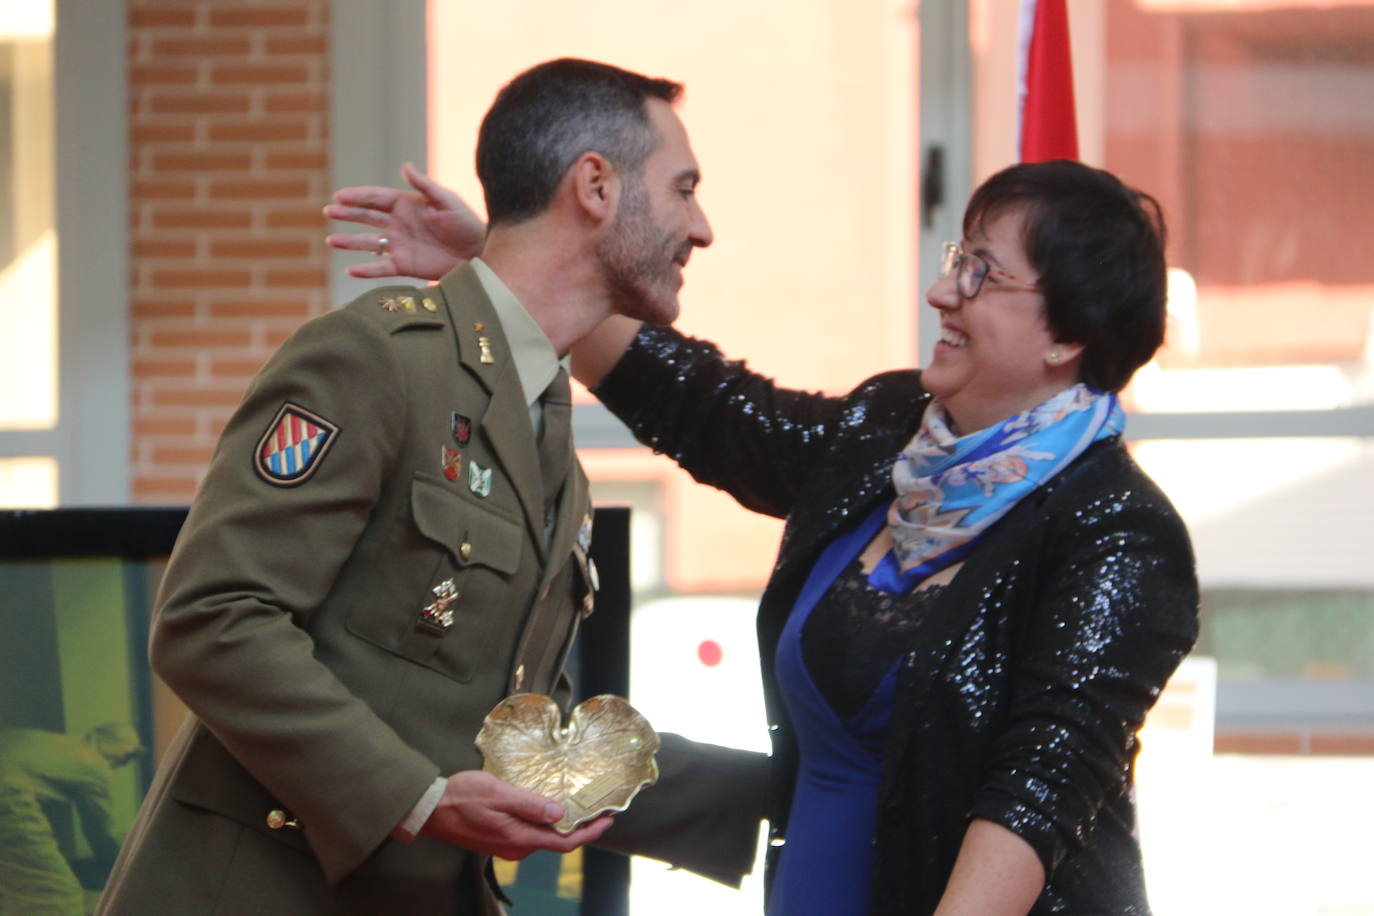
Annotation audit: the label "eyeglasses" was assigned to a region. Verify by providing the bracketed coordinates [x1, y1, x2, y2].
[940, 242, 1042, 299]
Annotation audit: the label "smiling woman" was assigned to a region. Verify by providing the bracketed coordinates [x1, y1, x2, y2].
[922, 208, 1070, 435]
[586, 161, 1194, 916]
[923, 161, 1167, 436]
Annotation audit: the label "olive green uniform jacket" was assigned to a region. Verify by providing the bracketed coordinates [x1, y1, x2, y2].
[98, 264, 766, 915]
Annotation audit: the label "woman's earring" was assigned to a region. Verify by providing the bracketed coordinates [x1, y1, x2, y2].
[1047, 350, 1061, 364]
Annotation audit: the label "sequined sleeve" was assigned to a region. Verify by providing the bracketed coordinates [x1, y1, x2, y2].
[968, 465, 1199, 877]
[593, 323, 849, 519]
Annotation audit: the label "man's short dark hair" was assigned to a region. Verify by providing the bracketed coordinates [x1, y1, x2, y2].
[476, 58, 683, 226]
[964, 160, 1168, 392]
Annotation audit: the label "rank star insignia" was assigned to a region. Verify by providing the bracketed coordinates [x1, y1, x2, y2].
[441, 446, 462, 481]
[419, 578, 459, 632]
[468, 461, 493, 498]
[379, 296, 402, 312]
[450, 412, 472, 446]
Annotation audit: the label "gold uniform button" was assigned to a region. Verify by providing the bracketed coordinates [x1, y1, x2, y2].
[514, 663, 525, 691]
[266, 809, 298, 830]
[459, 541, 472, 561]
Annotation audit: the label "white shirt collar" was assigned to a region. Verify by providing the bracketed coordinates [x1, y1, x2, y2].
[469, 257, 565, 406]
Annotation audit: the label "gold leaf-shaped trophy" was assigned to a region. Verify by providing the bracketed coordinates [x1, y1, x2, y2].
[476, 694, 660, 834]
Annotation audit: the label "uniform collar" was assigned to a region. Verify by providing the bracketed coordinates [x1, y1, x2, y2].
[469, 257, 566, 406]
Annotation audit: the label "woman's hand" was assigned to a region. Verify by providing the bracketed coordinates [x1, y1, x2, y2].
[324, 162, 485, 281]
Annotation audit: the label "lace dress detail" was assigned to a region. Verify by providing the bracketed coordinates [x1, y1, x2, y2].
[802, 556, 947, 723]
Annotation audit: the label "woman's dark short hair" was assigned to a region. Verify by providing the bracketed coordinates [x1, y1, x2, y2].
[963, 160, 1168, 392]
[476, 58, 682, 227]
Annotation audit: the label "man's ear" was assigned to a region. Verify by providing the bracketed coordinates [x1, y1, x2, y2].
[570, 151, 618, 224]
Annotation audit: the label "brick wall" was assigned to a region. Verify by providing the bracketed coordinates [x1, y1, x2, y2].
[128, 0, 332, 504]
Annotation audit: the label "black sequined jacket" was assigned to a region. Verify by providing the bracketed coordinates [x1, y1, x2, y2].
[595, 324, 1200, 915]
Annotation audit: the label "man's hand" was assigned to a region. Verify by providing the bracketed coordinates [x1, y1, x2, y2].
[420, 770, 614, 860]
[324, 162, 486, 281]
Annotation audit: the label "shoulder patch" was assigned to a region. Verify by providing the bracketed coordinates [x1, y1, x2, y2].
[254, 403, 340, 487]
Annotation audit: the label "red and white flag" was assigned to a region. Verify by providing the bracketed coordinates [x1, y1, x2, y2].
[1017, 0, 1078, 162]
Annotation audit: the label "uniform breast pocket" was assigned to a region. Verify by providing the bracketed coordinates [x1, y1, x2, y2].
[347, 472, 525, 684]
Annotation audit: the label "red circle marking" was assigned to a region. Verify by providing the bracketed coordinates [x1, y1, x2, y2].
[697, 640, 723, 667]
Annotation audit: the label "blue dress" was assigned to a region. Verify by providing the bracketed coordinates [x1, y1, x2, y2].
[768, 505, 925, 915]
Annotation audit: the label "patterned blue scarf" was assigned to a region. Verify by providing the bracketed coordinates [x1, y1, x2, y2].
[873, 384, 1124, 591]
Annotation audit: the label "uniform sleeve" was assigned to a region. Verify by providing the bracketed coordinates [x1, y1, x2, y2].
[593, 323, 845, 520]
[149, 307, 439, 883]
[597, 733, 770, 886]
[968, 480, 1200, 877]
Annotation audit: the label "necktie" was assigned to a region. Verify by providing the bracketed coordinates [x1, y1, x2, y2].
[538, 367, 572, 513]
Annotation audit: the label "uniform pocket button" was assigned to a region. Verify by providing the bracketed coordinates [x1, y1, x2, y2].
[266, 809, 300, 830]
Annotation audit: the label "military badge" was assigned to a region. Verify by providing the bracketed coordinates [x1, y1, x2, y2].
[450, 412, 472, 446]
[468, 461, 493, 498]
[441, 446, 462, 481]
[254, 403, 339, 487]
[419, 578, 459, 633]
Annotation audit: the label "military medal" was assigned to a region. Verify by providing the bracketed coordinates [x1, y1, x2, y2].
[476, 694, 660, 834]
[468, 461, 493, 498]
[418, 578, 459, 633]
[441, 446, 461, 481]
[450, 412, 472, 446]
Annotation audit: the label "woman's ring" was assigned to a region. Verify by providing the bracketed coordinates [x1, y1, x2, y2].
[377, 235, 390, 256]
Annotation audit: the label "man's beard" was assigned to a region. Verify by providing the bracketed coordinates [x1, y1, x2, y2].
[598, 176, 683, 325]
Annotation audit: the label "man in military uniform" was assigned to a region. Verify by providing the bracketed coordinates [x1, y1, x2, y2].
[98, 59, 765, 915]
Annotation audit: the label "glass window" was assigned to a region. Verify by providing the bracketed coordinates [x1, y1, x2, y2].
[1105, 0, 1374, 414]
[966, 4, 1374, 911]
[0, 456, 57, 508]
[0, 2, 57, 508]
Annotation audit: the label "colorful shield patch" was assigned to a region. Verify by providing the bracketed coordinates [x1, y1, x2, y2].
[468, 461, 493, 498]
[441, 446, 462, 481]
[254, 403, 340, 487]
[450, 412, 472, 446]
